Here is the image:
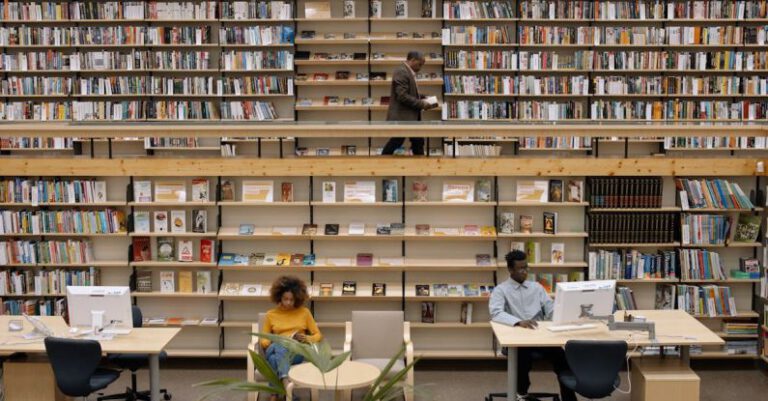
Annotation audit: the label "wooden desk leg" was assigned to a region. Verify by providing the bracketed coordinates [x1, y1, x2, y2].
[149, 353, 161, 401]
[680, 345, 690, 366]
[507, 347, 518, 398]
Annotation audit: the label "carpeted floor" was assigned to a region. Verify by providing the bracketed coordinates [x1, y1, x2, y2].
[98, 359, 768, 401]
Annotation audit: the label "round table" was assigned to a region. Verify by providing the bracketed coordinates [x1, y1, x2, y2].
[287, 360, 380, 401]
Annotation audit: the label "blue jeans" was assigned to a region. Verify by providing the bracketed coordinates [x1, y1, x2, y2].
[266, 343, 304, 380]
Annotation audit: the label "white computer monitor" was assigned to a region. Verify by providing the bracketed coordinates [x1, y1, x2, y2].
[66, 286, 133, 331]
[552, 280, 616, 324]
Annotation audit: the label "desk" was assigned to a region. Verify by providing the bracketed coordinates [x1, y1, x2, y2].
[0, 316, 180, 401]
[491, 310, 724, 400]
[287, 361, 380, 401]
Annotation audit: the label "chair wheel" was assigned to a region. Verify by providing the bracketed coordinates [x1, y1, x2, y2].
[163, 393, 172, 400]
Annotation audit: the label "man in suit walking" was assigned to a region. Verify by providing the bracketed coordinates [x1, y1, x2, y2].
[382, 51, 437, 155]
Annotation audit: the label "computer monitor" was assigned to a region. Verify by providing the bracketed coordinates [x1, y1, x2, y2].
[552, 280, 616, 324]
[66, 286, 133, 331]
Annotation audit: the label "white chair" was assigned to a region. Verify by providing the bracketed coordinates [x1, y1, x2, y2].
[246, 313, 267, 401]
[343, 311, 414, 401]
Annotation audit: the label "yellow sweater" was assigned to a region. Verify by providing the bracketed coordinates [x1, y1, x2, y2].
[260, 306, 322, 349]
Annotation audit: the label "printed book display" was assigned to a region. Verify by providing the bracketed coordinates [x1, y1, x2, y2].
[157, 237, 175, 261]
[192, 210, 207, 233]
[442, 181, 474, 202]
[344, 181, 376, 203]
[421, 301, 435, 323]
[516, 180, 548, 203]
[281, 182, 293, 202]
[242, 180, 273, 202]
[191, 178, 209, 202]
[342, 281, 357, 295]
[322, 181, 336, 203]
[412, 181, 428, 201]
[154, 211, 168, 233]
[170, 210, 186, 233]
[220, 180, 235, 201]
[372, 282, 386, 296]
[154, 181, 186, 202]
[134, 181, 152, 203]
[383, 179, 398, 202]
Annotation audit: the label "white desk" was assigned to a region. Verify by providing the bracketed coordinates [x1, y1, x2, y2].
[491, 310, 725, 399]
[0, 316, 180, 401]
[287, 361, 380, 401]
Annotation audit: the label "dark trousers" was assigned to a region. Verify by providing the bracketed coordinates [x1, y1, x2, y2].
[518, 347, 577, 401]
[382, 137, 425, 155]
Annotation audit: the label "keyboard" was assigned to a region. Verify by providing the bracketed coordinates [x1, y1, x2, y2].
[100, 328, 132, 335]
[546, 323, 597, 333]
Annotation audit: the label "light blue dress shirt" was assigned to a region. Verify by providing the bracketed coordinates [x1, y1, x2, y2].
[489, 278, 554, 326]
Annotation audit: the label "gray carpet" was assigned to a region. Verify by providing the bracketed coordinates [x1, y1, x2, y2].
[98, 360, 768, 401]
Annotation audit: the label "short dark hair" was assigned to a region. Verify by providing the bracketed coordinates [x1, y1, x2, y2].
[269, 275, 308, 307]
[505, 250, 527, 268]
[406, 51, 424, 61]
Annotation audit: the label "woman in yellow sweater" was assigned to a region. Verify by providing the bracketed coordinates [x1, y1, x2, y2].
[261, 276, 322, 401]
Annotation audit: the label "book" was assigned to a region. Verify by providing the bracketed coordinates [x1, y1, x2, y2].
[170, 210, 186, 233]
[94, 181, 107, 203]
[499, 212, 515, 234]
[372, 282, 386, 296]
[739, 257, 760, 274]
[132, 237, 151, 261]
[344, 181, 376, 203]
[241, 284, 262, 296]
[242, 180, 273, 202]
[220, 180, 235, 201]
[155, 181, 186, 202]
[376, 224, 391, 235]
[303, 254, 316, 266]
[177, 240, 193, 262]
[480, 286, 492, 297]
[389, 223, 405, 235]
[302, 224, 318, 235]
[160, 271, 175, 293]
[263, 254, 278, 265]
[134, 181, 152, 202]
[447, 284, 462, 296]
[136, 271, 152, 292]
[305, 1, 331, 19]
[276, 253, 291, 267]
[463, 284, 479, 296]
[733, 214, 761, 242]
[549, 180, 563, 202]
[416, 284, 430, 296]
[154, 211, 168, 233]
[461, 225, 479, 236]
[191, 178, 209, 202]
[395, 0, 408, 18]
[460, 302, 473, 324]
[324, 224, 339, 235]
[442, 181, 474, 202]
[421, 301, 435, 323]
[275, 182, 293, 203]
[248, 253, 264, 266]
[348, 222, 365, 235]
[476, 254, 492, 266]
[371, 0, 382, 18]
[551, 243, 565, 264]
[476, 179, 492, 202]
[516, 180, 549, 202]
[322, 181, 336, 203]
[432, 283, 448, 296]
[290, 254, 304, 266]
[179, 271, 193, 293]
[192, 209, 207, 233]
[481, 226, 496, 236]
[537, 274, 553, 293]
[383, 179, 399, 202]
[343, 0, 355, 18]
[655, 285, 676, 310]
[356, 253, 373, 266]
[412, 181, 428, 201]
[567, 180, 583, 202]
[200, 239, 213, 263]
[220, 283, 241, 295]
[157, 237, 175, 261]
[342, 281, 357, 295]
[320, 283, 333, 296]
[526, 241, 541, 263]
[134, 211, 151, 234]
[196, 271, 212, 294]
[543, 212, 558, 234]
[510, 241, 525, 252]
[415, 224, 431, 235]
[519, 215, 533, 234]
[422, 0, 436, 18]
[239, 224, 255, 235]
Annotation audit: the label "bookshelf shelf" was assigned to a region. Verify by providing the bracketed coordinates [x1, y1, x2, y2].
[690, 353, 758, 360]
[693, 312, 759, 319]
[129, 232, 217, 238]
[294, 60, 368, 66]
[411, 322, 491, 329]
[371, 18, 442, 22]
[311, 295, 402, 302]
[295, 39, 370, 45]
[370, 79, 443, 87]
[219, 321, 252, 328]
[405, 296, 489, 302]
[40, 261, 128, 268]
[130, 262, 217, 268]
[218, 201, 310, 207]
[402, 235, 496, 241]
[128, 202, 217, 207]
[590, 207, 682, 212]
[680, 242, 762, 248]
[313, 234, 405, 241]
[218, 295, 271, 301]
[498, 232, 588, 238]
[404, 201, 495, 207]
[218, 231, 312, 240]
[680, 279, 760, 284]
[498, 202, 588, 207]
[589, 243, 681, 248]
[683, 208, 764, 213]
[312, 202, 401, 207]
[295, 104, 372, 111]
[132, 292, 218, 299]
[295, 80, 369, 87]
[616, 279, 678, 283]
[0, 232, 127, 237]
[0, 294, 65, 298]
[295, 18, 367, 22]
[715, 332, 759, 339]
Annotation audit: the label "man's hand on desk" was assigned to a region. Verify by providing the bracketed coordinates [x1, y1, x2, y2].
[515, 320, 538, 329]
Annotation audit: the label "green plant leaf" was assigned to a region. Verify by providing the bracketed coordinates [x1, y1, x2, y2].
[364, 345, 407, 399]
[249, 349, 283, 389]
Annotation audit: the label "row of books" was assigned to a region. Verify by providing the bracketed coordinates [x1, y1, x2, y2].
[1, 298, 66, 316]
[221, 0, 292, 20]
[0, 137, 73, 150]
[132, 237, 214, 263]
[519, 136, 591, 149]
[725, 340, 758, 355]
[0, 179, 107, 204]
[679, 249, 729, 280]
[527, 271, 585, 293]
[589, 177, 663, 208]
[442, 143, 502, 157]
[674, 284, 738, 317]
[675, 178, 754, 209]
[134, 270, 213, 293]
[444, 75, 590, 95]
[0, 267, 98, 296]
[664, 136, 768, 150]
[0, 50, 213, 71]
[517, 25, 747, 46]
[615, 286, 637, 310]
[134, 209, 208, 234]
[588, 212, 678, 244]
[723, 322, 758, 335]
[520, 0, 765, 20]
[415, 283, 494, 297]
[443, 26, 513, 45]
[588, 249, 677, 280]
[0, 209, 126, 235]
[235, 223, 498, 237]
[219, 26, 294, 45]
[443, 1, 515, 20]
[681, 214, 733, 245]
[0, 239, 94, 265]
[594, 76, 765, 96]
[220, 50, 293, 70]
[0, 26, 213, 46]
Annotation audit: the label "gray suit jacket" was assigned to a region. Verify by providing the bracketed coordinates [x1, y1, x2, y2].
[386, 64, 423, 121]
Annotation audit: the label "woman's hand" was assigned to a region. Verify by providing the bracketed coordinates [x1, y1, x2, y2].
[293, 332, 307, 343]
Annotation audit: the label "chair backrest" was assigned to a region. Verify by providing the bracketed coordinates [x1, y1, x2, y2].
[257, 313, 267, 356]
[132, 305, 143, 328]
[44, 337, 103, 397]
[351, 311, 404, 360]
[564, 340, 627, 399]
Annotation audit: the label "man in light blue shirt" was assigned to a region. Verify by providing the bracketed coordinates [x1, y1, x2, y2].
[490, 250, 576, 401]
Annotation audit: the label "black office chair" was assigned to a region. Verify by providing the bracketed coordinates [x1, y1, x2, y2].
[558, 340, 628, 399]
[45, 337, 121, 399]
[486, 347, 561, 401]
[98, 305, 171, 401]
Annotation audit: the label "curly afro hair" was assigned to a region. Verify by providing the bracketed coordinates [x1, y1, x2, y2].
[269, 275, 309, 307]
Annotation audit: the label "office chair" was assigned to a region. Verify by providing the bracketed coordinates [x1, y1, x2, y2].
[45, 337, 121, 400]
[558, 340, 628, 399]
[486, 347, 561, 401]
[99, 305, 171, 401]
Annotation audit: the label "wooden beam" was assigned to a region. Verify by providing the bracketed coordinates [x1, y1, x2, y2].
[0, 158, 762, 177]
[0, 122, 764, 138]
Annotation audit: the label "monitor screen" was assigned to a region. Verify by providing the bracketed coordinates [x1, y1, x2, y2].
[552, 280, 616, 324]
